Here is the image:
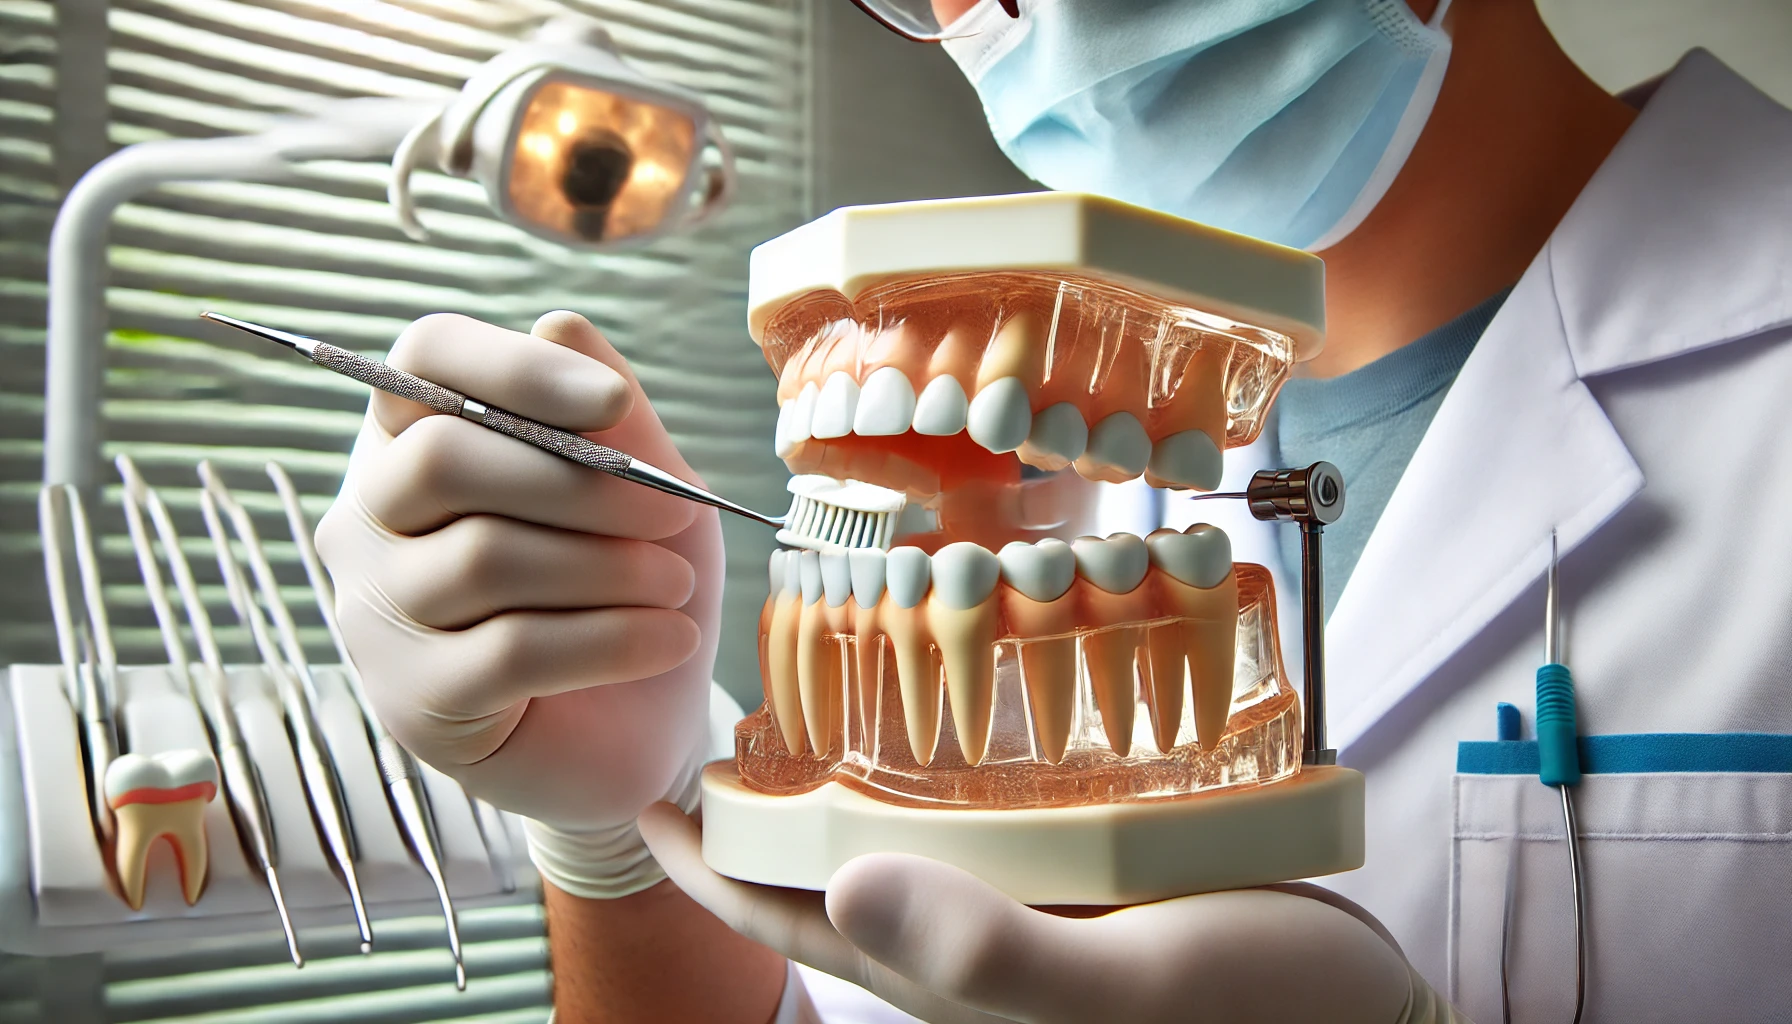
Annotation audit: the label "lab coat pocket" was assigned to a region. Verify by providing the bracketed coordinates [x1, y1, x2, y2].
[1450, 736, 1792, 1024]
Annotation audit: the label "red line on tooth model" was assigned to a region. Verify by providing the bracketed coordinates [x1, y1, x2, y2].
[109, 781, 217, 807]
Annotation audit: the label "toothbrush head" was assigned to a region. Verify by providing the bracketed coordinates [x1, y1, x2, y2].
[774, 475, 907, 552]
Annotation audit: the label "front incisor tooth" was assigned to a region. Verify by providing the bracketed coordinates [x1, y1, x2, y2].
[928, 544, 1002, 764]
[853, 366, 917, 437]
[810, 372, 860, 439]
[912, 375, 969, 436]
[967, 377, 1034, 454]
[1075, 412, 1151, 482]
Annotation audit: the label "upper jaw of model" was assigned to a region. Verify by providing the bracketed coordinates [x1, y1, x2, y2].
[741, 193, 1324, 809]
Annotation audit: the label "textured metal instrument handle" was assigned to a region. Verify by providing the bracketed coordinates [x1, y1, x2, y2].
[312, 341, 465, 417]
[480, 406, 632, 476]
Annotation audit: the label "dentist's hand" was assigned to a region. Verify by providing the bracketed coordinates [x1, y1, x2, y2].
[317, 310, 724, 898]
[639, 803, 1468, 1024]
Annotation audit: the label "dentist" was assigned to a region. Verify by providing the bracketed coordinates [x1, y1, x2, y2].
[316, 0, 1792, 1021]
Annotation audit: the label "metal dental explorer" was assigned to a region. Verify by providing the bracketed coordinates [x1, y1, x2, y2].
[267, 462, 494, 976]
[199, 312, 904, 550]
[124, 461, 304, 966]
[37, 485, 118, 844]
[197, 478, 375, 953]
[214, 466, 464, 990]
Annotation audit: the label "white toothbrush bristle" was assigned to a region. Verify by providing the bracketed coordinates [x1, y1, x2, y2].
[776, 476, 907, 552]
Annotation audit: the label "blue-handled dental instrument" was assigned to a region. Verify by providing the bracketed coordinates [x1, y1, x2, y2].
[1505, 530, 1588, 1024]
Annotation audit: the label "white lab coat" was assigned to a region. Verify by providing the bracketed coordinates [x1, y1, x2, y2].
[798, 49, 1792, 1023]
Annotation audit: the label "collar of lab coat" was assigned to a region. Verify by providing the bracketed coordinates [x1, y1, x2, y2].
[1326, 50, 1792, 758]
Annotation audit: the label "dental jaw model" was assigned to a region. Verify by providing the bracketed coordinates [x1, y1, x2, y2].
[702, 193, 1364, 904]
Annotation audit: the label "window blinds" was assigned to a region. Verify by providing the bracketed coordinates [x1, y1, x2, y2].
[1, 0, 809, 1018]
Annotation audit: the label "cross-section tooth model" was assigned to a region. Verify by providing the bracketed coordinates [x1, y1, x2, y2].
[702, 193, 1365, 905]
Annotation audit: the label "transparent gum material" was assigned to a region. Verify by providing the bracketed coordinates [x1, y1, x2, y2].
[738, 564, 1301, 809]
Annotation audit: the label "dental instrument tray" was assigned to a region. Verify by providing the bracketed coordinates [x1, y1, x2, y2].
[701, 192, 1364, 905]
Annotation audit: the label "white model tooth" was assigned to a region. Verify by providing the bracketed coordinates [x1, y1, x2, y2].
[1076, 412, 1151, 482]
[930, 542, 1001, 610]
[792, 382, 819, 441]
[999, 539, 1076, 602]
[1147, 524, 1232, 589]
[769, 549, 789, 595]
[966, 376, 1033, 454]
[849, 548, 887, 608]
[783, 547, 803, 596]
[774, 402, 800, 458]
[1072, 533, 1150, 594]
[853, 366, 917, 437]
[811, 371, 860, 440]
[799, 549, 823, 605]
[1021, 402, 1089, 470]
[820, 549, 852, 607]
[1149, 429, 1224, 491]
[106, 749, 218, 909]
[885, 546, 932, 608]
[911, 375, 969, 436]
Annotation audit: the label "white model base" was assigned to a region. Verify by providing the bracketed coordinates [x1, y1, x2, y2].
[701, 762, 1364, 906]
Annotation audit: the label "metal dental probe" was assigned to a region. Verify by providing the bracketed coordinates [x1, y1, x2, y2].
[1501, 530, 1588, 1024]
[37, 485, 119, 844]
[199, 312, 902, 547]
[214, 467, 465, 989]
[267, 463, 493, 970]
[197, 483, 375, 952]
[126, 465, 304, 967]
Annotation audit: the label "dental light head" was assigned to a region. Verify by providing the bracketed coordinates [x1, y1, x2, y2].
[389, 15, 736, 249]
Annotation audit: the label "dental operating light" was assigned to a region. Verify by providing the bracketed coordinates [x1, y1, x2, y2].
[388, 16, 736, 249]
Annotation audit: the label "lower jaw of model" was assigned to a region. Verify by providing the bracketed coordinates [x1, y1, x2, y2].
[737, 272, 1302, 810]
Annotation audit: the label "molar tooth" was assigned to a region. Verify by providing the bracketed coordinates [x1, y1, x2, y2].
[853, 366, 917, 437]
[1072, 533, 1149, 594]
[106, 750, 218, 909]
[1001, 584, 1079, 764]
[1075, 412, 1151, 482]
[849, 548, 886, 608]
[811, 371, 860, 440]
[1153, 561, 1240, 752]
[885, 546, 932, 608]
[821, 549, 852, 607]
[1148, 430, 1224, 491]
[912, 375, 969, 436]
[1019, 403, 1089, 471]
[999, 539, 1076, 602]
[967, 377, 1034, 454]
[926, 543, 1002, 764]
[929, 542, 1001, 609]
[1146, 524, 1232, 589]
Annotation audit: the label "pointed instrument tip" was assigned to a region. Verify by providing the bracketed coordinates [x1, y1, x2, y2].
[454, 959, 467, 991]
[199, 311, 318, 355]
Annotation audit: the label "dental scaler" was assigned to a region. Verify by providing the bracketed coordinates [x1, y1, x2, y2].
[701, 193, 1365, 904]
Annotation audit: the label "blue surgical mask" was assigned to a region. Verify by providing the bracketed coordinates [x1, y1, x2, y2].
[942, 0, 1454, 250]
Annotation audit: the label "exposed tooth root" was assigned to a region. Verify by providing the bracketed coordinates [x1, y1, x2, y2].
[1146, 524, 1232, 589]
[766, 593, 805, 753]
[1019, 402, 1089, 471]
[1156, 568, 1240, 751]
[976, 311, 1047, 391]
[880, 601, 941, 765]
[820, 550, 852, 607]
[912, 375, 969, 436]
[1144, 624, 1187, 755]
[105, 750, 218, 909]
[1071, 533, 1150, 594]
[1004, 590, 1079, 764]
[797, 599, 843, 756]
[1147, 429, 1224, 491]
[853, 606, 883, 737]
[1082, 626, 1141, 758]
[811, 371, 860, 439]
[927, 593, 1001, 765]
[967, 377, 1034, 454]
[999, 538, 1075, 602]
[854, 366, 917, 436]
[1075, 412, 1151, 482]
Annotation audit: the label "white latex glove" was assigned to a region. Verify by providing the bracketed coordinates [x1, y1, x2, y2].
[638, 804, 1469, 1024]
[316, 311, 723, 898]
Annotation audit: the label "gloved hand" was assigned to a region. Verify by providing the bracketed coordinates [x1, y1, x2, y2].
[638, 804, 1468, 1024]
[316, 311, 724, 899]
